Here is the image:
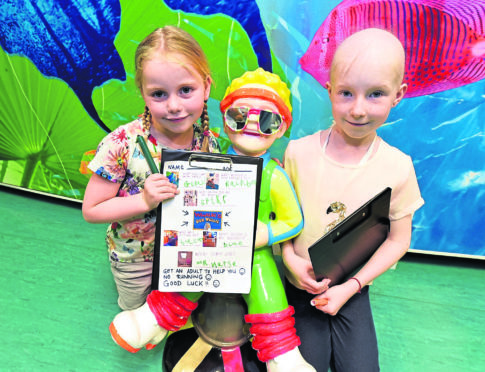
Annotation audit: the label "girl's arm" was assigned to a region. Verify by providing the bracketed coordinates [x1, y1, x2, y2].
[282, 240, 330, 295]
[313, 214, 412, 315]
[82, 173, 178, 223]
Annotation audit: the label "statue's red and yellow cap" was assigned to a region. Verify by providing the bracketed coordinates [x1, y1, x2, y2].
[219, 68, 293, 127]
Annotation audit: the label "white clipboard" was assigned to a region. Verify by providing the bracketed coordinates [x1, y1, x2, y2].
[152, 149, 263, 294]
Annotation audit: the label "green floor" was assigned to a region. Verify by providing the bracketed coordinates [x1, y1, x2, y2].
[1, 186, 484, 372]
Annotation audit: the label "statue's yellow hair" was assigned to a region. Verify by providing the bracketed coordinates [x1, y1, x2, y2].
[223, 68, 292, 113]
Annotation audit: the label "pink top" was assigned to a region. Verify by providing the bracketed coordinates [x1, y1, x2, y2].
[284, 130, 424, 260]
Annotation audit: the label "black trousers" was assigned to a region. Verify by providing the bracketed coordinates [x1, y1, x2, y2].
[286, 279, 379, 372]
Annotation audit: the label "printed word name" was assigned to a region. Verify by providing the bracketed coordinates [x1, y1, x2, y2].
[168, 164, 184, 170]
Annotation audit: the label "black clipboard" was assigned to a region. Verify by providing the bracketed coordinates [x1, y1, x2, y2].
[308, 187, 392, 285]
[152, 149, 263, 293]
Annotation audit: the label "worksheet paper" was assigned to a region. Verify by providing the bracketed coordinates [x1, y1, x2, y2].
[153, 150, 261, 294]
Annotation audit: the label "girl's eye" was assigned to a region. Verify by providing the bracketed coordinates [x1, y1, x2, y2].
[370, 91, 384, 98]
[152, 90, 166, 98]
[340, 90, 352, 97]
[180, 86, 193, 95]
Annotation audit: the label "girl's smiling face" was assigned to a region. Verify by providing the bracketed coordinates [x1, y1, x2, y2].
[140, 53, 210, 146]
[326, 57, 407, 143]
[325, 28, 408, 144]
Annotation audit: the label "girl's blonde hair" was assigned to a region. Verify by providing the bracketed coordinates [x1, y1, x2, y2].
[135, 26, 212, 151]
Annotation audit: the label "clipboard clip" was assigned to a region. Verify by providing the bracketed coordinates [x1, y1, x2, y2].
[188, 154, 233, 171]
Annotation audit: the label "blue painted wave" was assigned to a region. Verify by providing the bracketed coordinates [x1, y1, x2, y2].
[165, 0, 272, 71]
[0, 0, 124, 130]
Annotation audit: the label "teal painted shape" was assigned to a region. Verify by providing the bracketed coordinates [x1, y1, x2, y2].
[0, 187, 484, 371]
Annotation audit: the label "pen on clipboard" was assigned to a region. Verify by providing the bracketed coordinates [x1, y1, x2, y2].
[136, 135, 158, 173]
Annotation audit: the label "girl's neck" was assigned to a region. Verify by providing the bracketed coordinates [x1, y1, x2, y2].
[322, 126, 378, 165]
[150, 124, 194, 149]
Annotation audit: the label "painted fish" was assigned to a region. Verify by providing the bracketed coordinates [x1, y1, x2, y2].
[299, 0, 485, 97]
[165, 0, 272, 72]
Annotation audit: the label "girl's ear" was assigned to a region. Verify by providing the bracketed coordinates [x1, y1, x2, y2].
[324, 81, 331, 92]
[393, 83, 408, 107]
[204, 76, 212, 101]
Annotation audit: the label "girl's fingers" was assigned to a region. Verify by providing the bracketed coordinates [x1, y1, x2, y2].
[311, 298, 328, 307]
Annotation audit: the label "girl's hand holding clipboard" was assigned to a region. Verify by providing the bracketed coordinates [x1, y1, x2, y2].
[142, 174, 179, 210]
[136, 135, 179, 210]
[282, 240, 331, 295]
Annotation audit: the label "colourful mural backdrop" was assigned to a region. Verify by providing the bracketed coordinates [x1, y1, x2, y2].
[0, 0, 484, 258]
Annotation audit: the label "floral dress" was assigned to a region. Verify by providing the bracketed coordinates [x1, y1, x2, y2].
[88, 118, 220, 263]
